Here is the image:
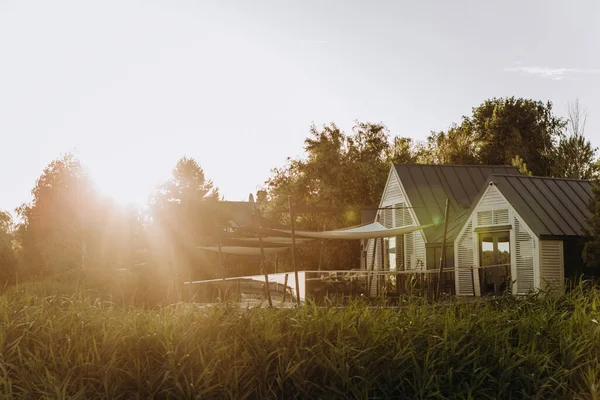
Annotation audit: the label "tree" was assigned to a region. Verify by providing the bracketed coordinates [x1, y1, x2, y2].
[150, 157, 221, 283]
[265, 121, 393, 270]
[16, 154, 92, 278]
[13, 154, 142, 285]
[0, 211, 18, 286]
[424, 124, 479, 165]
[511, 155, 533, 176]
[584, 181, 600, 270]
[387, 137, 423, 164]
[425, 97, 566, 175]
[553, 100, 598, 179]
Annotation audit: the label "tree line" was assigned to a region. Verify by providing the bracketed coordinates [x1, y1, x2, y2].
[1, 96, 599, 299]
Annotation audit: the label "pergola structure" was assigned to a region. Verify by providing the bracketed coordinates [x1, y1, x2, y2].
[195, 216, 432, 306]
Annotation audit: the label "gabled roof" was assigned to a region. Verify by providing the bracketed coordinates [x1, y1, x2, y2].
[392, 164, 521, 243]
[481, 174, 593, 238]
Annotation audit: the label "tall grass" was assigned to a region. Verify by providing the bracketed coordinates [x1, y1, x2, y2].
[2, 280, 600, 399]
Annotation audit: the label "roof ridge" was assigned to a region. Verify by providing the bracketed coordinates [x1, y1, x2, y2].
[490, 174, 592, 183]
[394, 163, 516, 168]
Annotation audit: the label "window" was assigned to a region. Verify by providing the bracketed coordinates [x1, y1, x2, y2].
[479, 231, 511, 295]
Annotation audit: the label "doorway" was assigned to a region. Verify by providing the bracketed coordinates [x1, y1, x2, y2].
[479, 231, 511, 296]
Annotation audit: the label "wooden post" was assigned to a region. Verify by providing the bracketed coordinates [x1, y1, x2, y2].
[217, 242, 225, 302]
[288, 196, 301, 306]
[281, 273, 289, 305]
[436, 198, 451, 300]
[367, 237, 378, 297]
[258, 233, 273, 307]
[188, 270, 193, 302]
[379, 237, 385, 297]
[275, 254, 279, 274]
[318, 223, 326, 271]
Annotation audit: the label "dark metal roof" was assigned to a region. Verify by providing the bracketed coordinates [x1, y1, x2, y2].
[393, 164, 521, 243]
[485, 174, 593, 238]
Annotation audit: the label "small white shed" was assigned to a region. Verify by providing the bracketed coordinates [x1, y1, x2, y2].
[454, 175, 592, 296]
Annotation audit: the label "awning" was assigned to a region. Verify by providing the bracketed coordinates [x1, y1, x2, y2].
[198, 246, 290, 256]
[233, 237, 314, 245]
[270, 222, 435, 240]
[196, 234, 312, 247]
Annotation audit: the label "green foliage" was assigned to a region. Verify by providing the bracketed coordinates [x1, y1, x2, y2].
[150, 157, 223, 284]
[425, 97, 567, 175]
[265, 122, 393, 270]
[388, 136, 424, 164]
[0, 210, 18, 286]
[555, 133, 598, 179]
[13, 154, 149, 297]
[511, 155, 533, 176]
[584, 182, 600, 269]
[4, 279, 600, 398]
[425, 124, 479, 165]
[554, 100, 598, 179]
[15, 154, 91, 278]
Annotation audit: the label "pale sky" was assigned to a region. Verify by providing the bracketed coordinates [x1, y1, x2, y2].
[1, 0, 599, 213]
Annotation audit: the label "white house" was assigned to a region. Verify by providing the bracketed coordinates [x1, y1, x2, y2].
[454, 174, 593, 296]
[364, 164, 521, 294]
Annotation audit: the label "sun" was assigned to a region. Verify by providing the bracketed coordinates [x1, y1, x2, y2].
[89, 169, 151, 208]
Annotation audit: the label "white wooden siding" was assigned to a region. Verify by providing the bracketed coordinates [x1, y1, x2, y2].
[540, 240, 564, 294]
[455, 220, 475, 295]
[478, 185, 507, 209]
[366, 168, 423, 273]
[514, 216, 535, 294]
[384, 172, 403, 202]
[475, 185, 510, 227]
[414, 232, 426, 270]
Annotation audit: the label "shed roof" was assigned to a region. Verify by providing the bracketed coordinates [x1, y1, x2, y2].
[392, 164, 521, 243]
[482, 174, 593, 238]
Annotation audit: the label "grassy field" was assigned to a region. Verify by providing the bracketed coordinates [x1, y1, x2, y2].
[1, 279, 600, 399]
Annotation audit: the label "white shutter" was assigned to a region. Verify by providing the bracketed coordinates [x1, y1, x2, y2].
[404, 207, 413, 226]
[394, 203, 411, 227]
[493, 209, 509, 225]
[540, 240, 564, 294]
[405, 232, 414, 270]
[366, 238, 382, 296]
[414, 231, 426, 271]
[456, 220, 474, 295]
[477, 209, 509, 227]
[383, 207, 393, 229]
[515, 217, 534, 294]
[477, 210, 493, 226]
[366, 239, 374, 270]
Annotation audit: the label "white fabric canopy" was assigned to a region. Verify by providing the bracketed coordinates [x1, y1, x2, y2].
[232, 237, 313, 245]
[271, 222, 434, 240]
[198, 246, 290, 256]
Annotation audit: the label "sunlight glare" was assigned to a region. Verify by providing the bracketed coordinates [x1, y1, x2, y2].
[88, 166, 154, 207]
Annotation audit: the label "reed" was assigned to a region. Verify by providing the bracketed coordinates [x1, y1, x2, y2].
[1, 279, 600, 399]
